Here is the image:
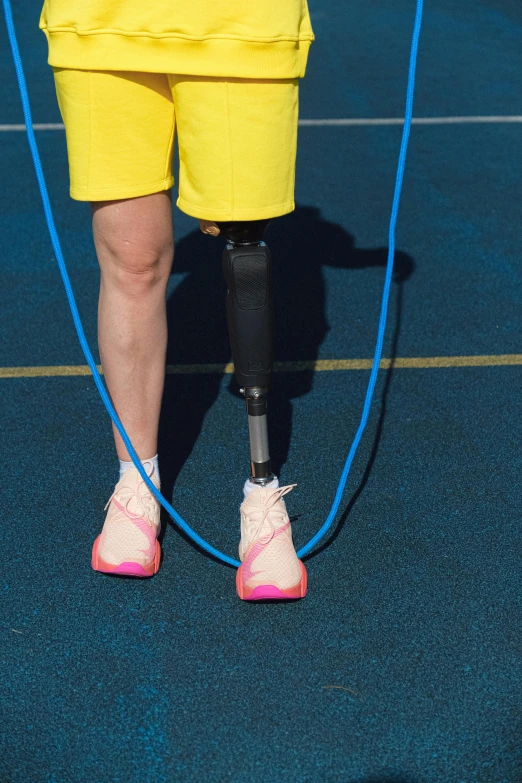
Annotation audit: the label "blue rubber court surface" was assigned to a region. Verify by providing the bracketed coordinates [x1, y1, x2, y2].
[2, 1, 522, 781]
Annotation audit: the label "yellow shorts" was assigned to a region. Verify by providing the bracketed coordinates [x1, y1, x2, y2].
[53, 69, 299, 221]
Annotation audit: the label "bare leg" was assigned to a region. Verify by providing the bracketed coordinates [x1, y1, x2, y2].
[92, 192, 174, 461]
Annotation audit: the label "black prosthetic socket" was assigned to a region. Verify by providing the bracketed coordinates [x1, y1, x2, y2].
[216, 219, 271, 246]
[219, 219, 273, 390]
[221, 242, 273, 389]
[220, 220, 275, 484]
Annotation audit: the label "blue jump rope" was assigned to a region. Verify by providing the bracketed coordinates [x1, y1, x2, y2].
[3, 0, 423, 568]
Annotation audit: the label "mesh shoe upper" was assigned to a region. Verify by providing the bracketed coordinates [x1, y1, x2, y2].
[239, 484, 302, 590]
[98, 465, 161, 567]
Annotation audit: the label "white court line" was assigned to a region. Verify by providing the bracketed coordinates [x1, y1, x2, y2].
[0, 123, 65, 131]
[1, 116, 522, 131]
[298, 116, 522, 126]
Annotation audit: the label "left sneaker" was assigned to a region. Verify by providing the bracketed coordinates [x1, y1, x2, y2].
[236, 484, 307, 600]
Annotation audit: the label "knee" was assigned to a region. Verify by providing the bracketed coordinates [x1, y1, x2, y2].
[98, 234, 174, 295]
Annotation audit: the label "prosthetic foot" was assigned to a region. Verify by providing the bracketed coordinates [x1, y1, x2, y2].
[217, 219, 307, 600]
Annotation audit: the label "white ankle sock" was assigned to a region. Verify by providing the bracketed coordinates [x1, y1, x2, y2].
[243, 476, 279, 499]
[119, 454, 160, 485]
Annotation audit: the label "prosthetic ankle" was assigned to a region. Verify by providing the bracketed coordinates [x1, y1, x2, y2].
[218, 219, 275, 487]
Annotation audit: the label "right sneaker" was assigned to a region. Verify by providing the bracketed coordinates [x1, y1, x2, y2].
[236, 484, 307, 600]
[91, 464, 161, 578]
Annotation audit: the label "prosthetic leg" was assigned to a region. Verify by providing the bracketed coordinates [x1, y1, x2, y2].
[217, 219, 275, 486]
[217, 219, 307, 601]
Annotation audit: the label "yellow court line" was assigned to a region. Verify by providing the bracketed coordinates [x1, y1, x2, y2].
[1, 354, 522, 379]
[0, 365, 102, 378]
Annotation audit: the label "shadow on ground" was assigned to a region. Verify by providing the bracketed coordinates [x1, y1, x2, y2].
[158, 203, 414, 550]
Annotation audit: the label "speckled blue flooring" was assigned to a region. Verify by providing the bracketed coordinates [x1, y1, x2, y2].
[1, 1, 522, 781]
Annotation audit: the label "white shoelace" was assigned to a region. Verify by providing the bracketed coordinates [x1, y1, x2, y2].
[244, 484, 296, 545]
[105, 470, 159, 528]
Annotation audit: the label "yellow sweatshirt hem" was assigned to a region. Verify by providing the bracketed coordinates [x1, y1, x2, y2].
[41, 27, 313, 79]
[176, 197, 295, 222]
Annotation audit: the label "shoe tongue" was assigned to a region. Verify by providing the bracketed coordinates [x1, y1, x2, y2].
[115, 469, 159, 518]
[246, 487, 285, 516]
[246, 486, 271, 504]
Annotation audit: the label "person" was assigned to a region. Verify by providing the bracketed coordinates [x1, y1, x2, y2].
[39, 0, 314, 599]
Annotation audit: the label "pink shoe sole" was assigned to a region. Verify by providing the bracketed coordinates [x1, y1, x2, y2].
[91, 535, 161, 578]
[236, 561, 308, 601]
